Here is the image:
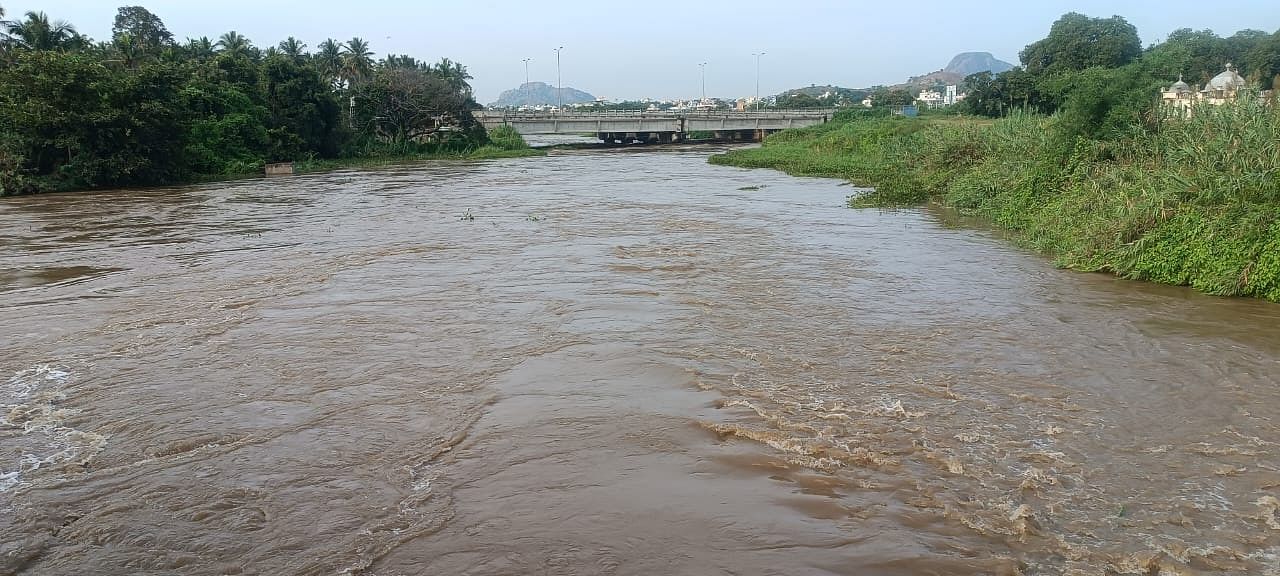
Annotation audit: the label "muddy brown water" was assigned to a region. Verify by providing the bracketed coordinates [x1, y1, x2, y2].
[2, 147, 1279, 575]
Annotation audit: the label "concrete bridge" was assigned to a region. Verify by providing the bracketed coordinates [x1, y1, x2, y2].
[474, 109, 833, 144]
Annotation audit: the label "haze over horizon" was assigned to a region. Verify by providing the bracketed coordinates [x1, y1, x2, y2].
[10, 0, 1280, 102]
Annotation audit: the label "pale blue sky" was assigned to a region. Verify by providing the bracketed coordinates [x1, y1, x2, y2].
[8, 1, 1280, 102]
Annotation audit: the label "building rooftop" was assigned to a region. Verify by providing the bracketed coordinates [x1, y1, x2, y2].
[1206, 64, 1246, 92]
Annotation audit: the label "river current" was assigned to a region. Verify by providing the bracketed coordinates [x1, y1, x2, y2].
[2, 146, 1279, 575]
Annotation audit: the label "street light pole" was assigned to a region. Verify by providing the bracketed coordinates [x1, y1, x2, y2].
[522, 58, 531, 86]
[752, 52, 766, 111]
[700, 62, 707, 103]
[555, 46, 564, 112]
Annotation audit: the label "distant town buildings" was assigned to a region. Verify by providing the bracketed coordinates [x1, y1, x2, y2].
[914, 85, 965, 109]
[916, 89, 944, 108]
[945, 85, 960, 106]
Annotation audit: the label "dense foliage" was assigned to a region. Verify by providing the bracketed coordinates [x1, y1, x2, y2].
[0, 5, 506, 195]
[712, 12, 1280, 301]
[960, 12, 1280, 139]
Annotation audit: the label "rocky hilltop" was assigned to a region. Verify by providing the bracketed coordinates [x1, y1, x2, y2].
[944, 52, 1015, 77]
[491, 82, 596, 108]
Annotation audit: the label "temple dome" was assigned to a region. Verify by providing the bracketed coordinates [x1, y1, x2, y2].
[1171, 74, 1191, 93]
[1208, 64, 1246, 91]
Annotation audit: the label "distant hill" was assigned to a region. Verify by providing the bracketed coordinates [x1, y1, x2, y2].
[900, 52, 1017, 90]
[778, 85, 866, 98]
[775, 85, 869, 106]
[945, 52, 1015, 77]
[491, 82, 596, 108]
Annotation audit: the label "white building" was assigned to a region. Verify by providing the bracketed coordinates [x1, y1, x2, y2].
[916, 89, 944, 109]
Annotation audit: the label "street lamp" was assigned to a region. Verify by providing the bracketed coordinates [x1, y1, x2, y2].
[522, 58, 531, 87]
[555, 46, 564, 112]
[752, 52, 766, 112]
[699, 62, 707, 104]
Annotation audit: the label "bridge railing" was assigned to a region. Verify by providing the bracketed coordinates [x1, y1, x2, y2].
[476, 108, 836, 119]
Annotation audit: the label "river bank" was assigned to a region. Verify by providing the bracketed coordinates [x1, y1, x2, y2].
[292, 146, 544, 175]
[1, 126, 544, 196]
[710, 103, 1280, 302]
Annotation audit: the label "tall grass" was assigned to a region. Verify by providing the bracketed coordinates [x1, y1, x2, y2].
[710, 101, 1280, 301]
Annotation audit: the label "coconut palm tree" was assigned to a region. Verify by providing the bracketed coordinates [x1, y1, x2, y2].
[216, 31, 251, 56]
[430, 57, 474, 96]
[5, 11, 83, 51]
[278, 36, 307, 60]
[279, 36, 308, 59]
[341, 37, 374, 88]
[185, 36, 215, 60]
[316, 38, 341, 73]
[382, 54, 424, 70]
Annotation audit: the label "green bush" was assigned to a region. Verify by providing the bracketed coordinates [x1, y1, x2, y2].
[486, 125, 530, 151]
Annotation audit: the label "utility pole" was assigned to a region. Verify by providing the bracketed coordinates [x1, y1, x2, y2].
[522, 58, 531, 86]
[753, 52, 766, 112]
[700, 62, 707, 103]
[555, 46, 564, 112]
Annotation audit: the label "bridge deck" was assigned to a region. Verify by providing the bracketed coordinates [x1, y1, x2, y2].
[475, 109, 834, 136]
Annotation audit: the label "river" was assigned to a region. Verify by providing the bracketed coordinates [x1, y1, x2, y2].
[2, 146, 1279, 575]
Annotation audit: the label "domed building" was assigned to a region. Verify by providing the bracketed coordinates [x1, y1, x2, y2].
[1202, 63, 1247, 102]
[1162, 64, 1256, 114]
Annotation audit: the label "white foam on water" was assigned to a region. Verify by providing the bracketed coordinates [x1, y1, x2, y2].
[0, 364, 107, 493]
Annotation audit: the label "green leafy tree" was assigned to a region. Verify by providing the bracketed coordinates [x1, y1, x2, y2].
[1244, 30, 1280, 89]
[1020, 13, 1141, 75]
[0, 51, 186, 187]
[1140, 28, 1267, 84]
[0, 9, 496, 194]
[776, 92, 823, 108]
[112, 6, 173, 60]
[960, 71, 1004, 116]
[353, 67, 477, 147]
[260, 53, 342, 159]
[180, 69, 270, 174]
[184, 36, 215, 61]
[868, 87, 913, 107]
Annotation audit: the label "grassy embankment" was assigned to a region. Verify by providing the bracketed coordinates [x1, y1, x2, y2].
[709, 104, 1280, 301]
[294, 125, 543, 174]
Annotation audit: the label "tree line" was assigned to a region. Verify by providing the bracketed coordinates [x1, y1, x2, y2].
[0, 5, 489, 195]
[958, 13, 1280, 138]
